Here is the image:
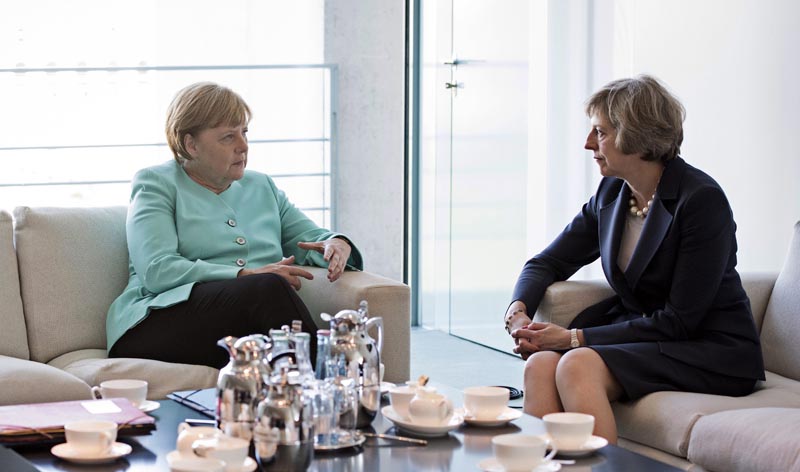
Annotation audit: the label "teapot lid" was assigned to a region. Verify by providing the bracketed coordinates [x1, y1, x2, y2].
[230, 335, 269, 362]
[330, 309, 365, 333]
[415, 386, 442, 399]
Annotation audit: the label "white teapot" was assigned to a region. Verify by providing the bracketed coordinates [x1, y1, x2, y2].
[408, 387, 453, 426]
[176, 423, 225, 455]
[176, 423, 250, 469]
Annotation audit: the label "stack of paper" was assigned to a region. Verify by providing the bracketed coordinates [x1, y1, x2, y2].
[0, 398, 155, 445]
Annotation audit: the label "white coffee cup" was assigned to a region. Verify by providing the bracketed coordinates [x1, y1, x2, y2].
[388, 385, 416, 418]
[64, 420, 117, 456]
[492, 434, 557, 472]
[193, 436, 250, 471]
[170, 457, 226, 472]
[463, 386, 508, 420]
[543, 412, 595, 449]
[91, 379, 148, 407]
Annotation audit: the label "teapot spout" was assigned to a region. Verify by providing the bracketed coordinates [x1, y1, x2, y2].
[218, 336, 238, 357]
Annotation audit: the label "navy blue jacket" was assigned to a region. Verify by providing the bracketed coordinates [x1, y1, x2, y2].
[512, 157, 765, 381]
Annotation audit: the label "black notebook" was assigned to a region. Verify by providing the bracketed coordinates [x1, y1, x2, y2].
[0, 445, 40, 471]
[167, 388, 217, 419]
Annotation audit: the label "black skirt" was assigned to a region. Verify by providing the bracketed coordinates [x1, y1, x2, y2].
[591, 342, 757, 401]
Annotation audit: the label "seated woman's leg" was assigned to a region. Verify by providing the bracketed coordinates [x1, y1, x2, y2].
[555, 348, 623, 444]
[110, 273, 317, 369]
[523, 351, 563, 418]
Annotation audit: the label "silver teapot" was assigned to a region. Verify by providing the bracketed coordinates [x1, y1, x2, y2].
[324, 300, 384, 428]
[216, 334, 271, 441]
[253, 351, 315, 471]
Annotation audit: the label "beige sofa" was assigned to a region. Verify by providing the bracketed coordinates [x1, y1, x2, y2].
[0, 206, 410, 405]
[534, 221, 800, 472]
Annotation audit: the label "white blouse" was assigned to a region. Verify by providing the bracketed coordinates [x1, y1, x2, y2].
[617, 211, 645, 272]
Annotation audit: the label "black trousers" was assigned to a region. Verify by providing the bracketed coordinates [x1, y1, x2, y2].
[109, 273, 317, 369]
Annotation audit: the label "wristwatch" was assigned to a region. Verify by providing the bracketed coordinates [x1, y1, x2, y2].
[570, 328, 580, 348]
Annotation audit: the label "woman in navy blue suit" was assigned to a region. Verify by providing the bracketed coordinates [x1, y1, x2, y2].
[507, 75, 764, 444]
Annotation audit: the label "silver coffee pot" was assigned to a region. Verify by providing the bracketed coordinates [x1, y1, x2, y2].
[253, 351, 315, 471]
[216, 334, 271, 441]
[324, 300, 384, 428]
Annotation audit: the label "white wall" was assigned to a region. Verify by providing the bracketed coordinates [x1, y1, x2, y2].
[324, 0, 407, 281]
[599, 0, 800, 271]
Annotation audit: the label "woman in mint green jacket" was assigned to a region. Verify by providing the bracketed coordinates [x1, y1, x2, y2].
[107, 82, 362, 368]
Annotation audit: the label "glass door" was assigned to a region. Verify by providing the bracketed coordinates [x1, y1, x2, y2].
[418, 0, 530, 352]
[448, 0, 530, 350]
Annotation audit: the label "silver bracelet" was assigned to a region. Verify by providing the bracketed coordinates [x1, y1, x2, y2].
[504, 309, 527, 334]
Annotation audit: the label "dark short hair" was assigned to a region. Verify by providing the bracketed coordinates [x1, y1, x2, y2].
[585, 75, 685, 162]
[165, 82, 251, 162]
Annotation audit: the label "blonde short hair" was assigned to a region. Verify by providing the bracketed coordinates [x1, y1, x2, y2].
[165, 82, 251, 162]
[585, 75, 685, 162]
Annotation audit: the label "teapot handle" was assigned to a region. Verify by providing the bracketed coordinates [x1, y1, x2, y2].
[366, 316, 384, 354]
[441, 398, 453, 419]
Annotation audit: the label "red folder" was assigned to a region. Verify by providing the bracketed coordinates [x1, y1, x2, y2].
[0, 398, 155, 445]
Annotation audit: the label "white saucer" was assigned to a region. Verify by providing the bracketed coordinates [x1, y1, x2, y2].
[478, 456, 561, 472]
[167, 450, 257, 472]
[225, 456, 257, 472]
[380, 381, 397, 393]
[381, 405, 464, 437]
[51, 441, 132, 464]
[538, 433, 608, 457]
[464, 407, 523, 427]
[315, 429, 366, 451]
[138, 399, 160, 413]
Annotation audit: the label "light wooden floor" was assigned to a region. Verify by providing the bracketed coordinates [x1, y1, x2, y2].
[408, 327, 526, 408]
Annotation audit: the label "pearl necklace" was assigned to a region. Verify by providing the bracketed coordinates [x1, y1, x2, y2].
[629, 194, 655, 218]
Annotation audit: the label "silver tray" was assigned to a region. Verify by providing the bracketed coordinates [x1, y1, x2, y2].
[314, 430, 366, 451]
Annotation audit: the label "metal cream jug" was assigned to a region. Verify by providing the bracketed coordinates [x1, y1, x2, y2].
[324, 300, 384, 428]
[253, 351, 314, 471]
[216, 334, 271, 441]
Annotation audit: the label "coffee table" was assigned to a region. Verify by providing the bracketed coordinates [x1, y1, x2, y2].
[10, 385, 681, 471]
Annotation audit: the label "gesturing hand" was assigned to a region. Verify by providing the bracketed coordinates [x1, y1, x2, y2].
[297, 238, 352, 282]
[237, 255, 314, 290]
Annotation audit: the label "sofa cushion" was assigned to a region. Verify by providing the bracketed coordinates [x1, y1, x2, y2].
[0, 211, 29, 359]
[0, 355, 91, 405]
[740, 272, 778, 333]
[13, 206, 129, 363]
[688, 408, 800, 472]
[759, 221, 800, 380]
[50, 349, 219, 400]
[534, 280, 615, 327]
[613, 371, 800, 457]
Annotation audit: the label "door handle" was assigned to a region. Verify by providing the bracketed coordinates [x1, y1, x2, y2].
[445, 82, 463, 89]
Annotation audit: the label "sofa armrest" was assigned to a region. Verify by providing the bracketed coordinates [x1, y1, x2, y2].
[739, 271, 779, 333]
[533, 280, 615, 328]
[297, 267, 410, 383]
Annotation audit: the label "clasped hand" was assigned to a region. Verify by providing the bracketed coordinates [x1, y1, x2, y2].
[511, 322, 571, 360]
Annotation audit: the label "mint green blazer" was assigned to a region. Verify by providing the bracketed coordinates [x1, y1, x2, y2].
[106, 161, 363, 350]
